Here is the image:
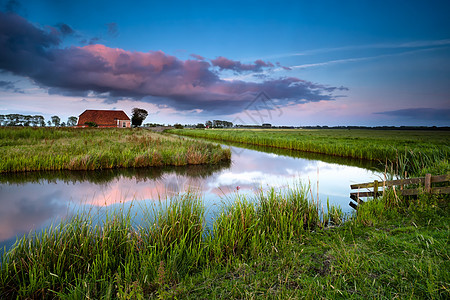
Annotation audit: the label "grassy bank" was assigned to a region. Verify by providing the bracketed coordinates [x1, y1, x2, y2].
[1, 185, 448, 299]
[179, 193, 449, 299]
[0, 127, 231, 173]
[168, 129, 450, 175]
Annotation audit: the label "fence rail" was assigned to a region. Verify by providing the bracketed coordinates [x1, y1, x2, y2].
[349, 174, 450, 210]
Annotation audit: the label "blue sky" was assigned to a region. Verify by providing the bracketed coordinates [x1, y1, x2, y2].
[0, 0, 449, 126]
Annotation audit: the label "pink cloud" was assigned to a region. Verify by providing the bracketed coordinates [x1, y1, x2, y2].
[0, 11, 346, 115]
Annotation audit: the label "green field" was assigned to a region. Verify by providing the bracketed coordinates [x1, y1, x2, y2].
[1, 127, 449, 298]
[0, 127, 231, 173]
[1, 186, 448, 299]
[168, 128, 450, 176]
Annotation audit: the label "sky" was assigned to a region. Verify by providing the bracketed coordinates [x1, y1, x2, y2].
[0, 0, 449, 126]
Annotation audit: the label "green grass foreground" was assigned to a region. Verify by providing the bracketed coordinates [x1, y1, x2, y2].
[0, 127, 231, 173]
[168, 128, 450, 175]
[1, 186, 448, 299]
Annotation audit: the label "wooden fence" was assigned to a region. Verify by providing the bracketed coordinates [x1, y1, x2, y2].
[349, 174, 450, 210]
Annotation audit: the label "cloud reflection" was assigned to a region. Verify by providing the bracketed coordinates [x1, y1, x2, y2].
[0, 185, 66, 241]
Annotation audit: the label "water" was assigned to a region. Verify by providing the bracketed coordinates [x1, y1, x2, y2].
[0, 141, 383, 253]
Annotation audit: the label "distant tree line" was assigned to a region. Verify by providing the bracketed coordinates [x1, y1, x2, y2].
[0, 114, 78, 127]
[143, 123, 166, 127]
[231, 124, 450, 130]
[187, 121, 449, 131]
[294, 125, 450, 131]
[205, 120, 233, 128]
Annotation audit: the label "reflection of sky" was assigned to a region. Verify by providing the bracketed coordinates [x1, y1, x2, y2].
[0, 144, 381, 251]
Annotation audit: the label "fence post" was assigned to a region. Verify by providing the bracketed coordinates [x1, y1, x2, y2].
[425, 173, 431, 193]
[374, 180, 378, 199]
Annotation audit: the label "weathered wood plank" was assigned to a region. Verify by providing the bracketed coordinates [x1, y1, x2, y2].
[350, 182, 376, 189]
[350, 194, 365, 203]
[349, 201, 358, 210]
[383, 177, 423, 187]
[398, 186, 450, 196]
[350, 191, 381, 198]
[398, 188, 419, 196]
[351, 177, 421, 189]
[431, 174, 450, 183]
[430, 186, 450, 194]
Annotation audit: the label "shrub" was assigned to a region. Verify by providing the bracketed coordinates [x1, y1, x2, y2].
[84, 122, 98, 127]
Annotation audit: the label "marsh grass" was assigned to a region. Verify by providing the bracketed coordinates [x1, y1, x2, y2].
[0, 184, 342, 298]
[1, 184, 448, 298]
[169, 128, 449, 176]
[0, 127, 231, 173]
[174, 189, 449, 299]
[392, 148, 450, 178]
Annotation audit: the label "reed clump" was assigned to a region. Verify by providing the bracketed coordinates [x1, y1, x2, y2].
[0, 127, 231, 173]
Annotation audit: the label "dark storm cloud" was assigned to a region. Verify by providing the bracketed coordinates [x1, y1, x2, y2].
[0, 80, 23, 93]
[0, 12, 346, 115]
[0, 80, 14, 89]
[375, 108, 450, 121]
[0, 12, 60, 74]
[3, 0, 21, 13]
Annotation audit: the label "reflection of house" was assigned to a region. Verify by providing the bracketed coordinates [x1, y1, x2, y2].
[77, 110, 131, 128]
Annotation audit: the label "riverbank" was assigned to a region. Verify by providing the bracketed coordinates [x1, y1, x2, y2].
[1, 185, 448, 298]
[168, 128, 450, 175]
[0, 127, 231, 173]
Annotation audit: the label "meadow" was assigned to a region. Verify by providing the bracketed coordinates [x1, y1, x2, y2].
[1, 127, 448, 298]
[168, 128, 450, 176]
[1, 185, 448, 299]
[0, 127, 231, 173]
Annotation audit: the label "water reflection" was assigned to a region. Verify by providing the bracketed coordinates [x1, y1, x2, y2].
[0, 143, 382, 252]
[178, 135, 383, 171]
[0, 163, 231, 185]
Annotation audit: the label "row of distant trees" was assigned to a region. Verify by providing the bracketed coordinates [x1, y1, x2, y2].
[206, 120, 233, 128]
[175, 120, 234, 129]
[0, 114, 78, 127]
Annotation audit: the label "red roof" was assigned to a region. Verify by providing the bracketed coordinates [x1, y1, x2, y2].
[77, 110, 130, 127]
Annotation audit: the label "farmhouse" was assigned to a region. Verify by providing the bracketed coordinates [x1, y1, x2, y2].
[77, 110, 131, 128]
